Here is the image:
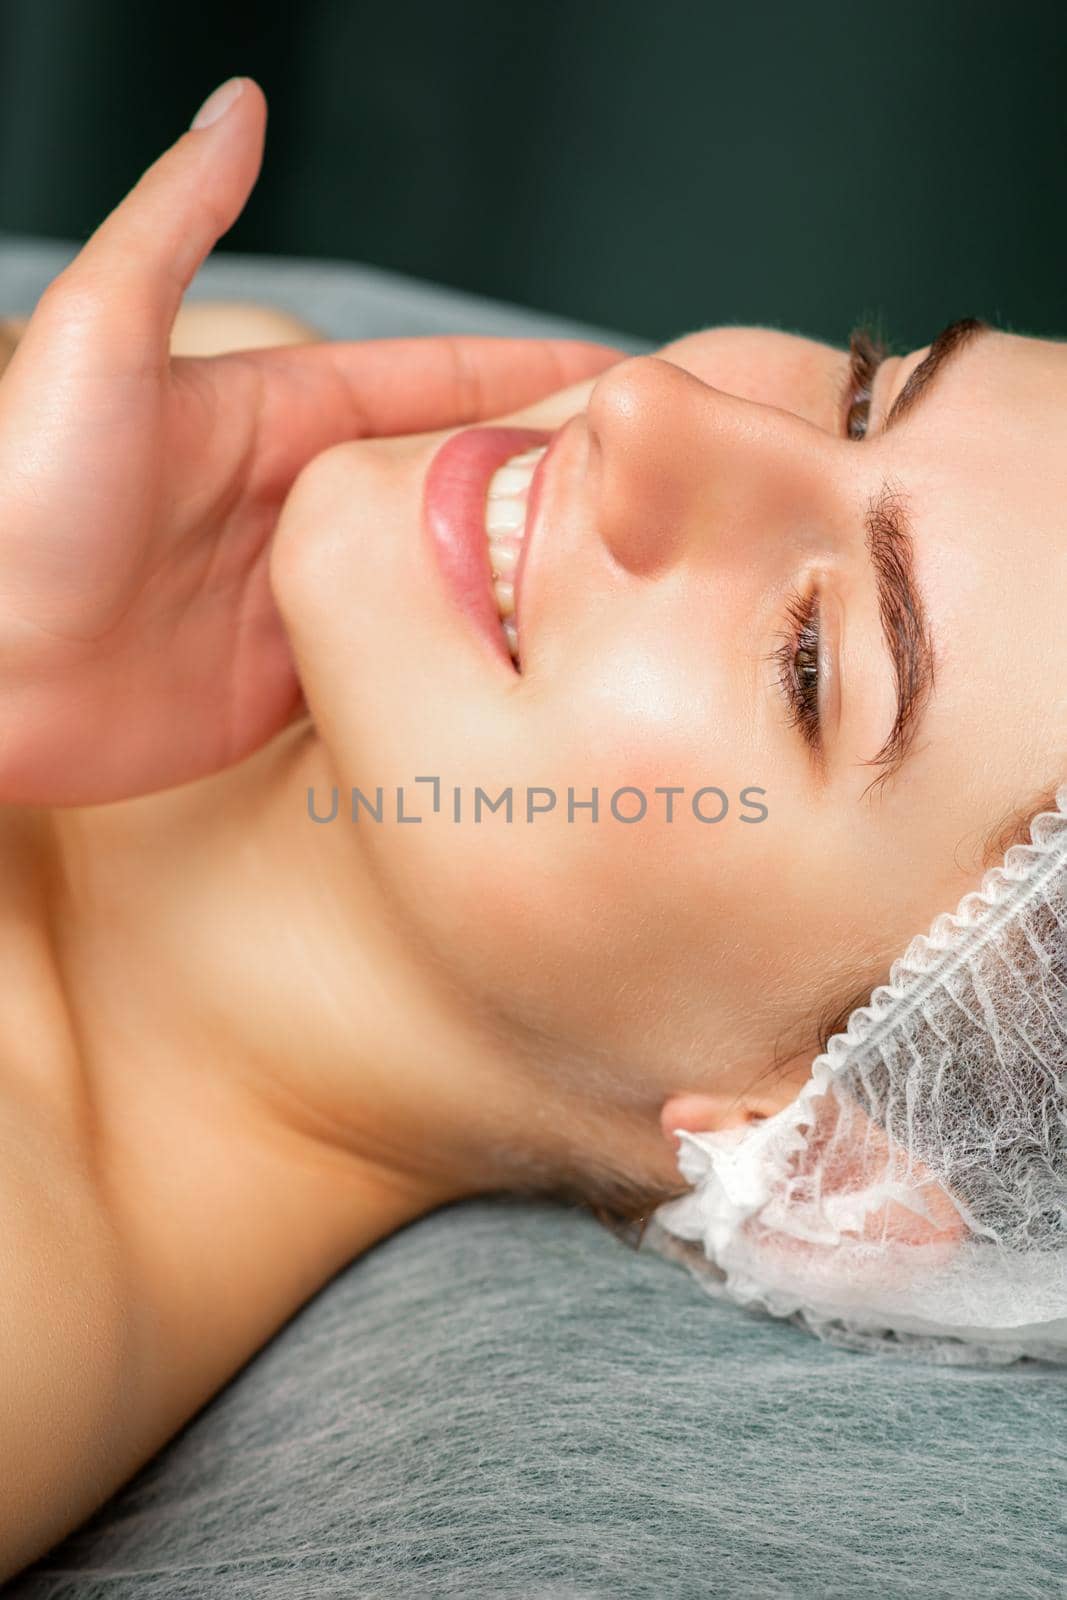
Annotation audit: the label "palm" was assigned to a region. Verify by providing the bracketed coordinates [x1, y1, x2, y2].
[143, 346, 395, 782]
[160, 354, 314, 775]
[0, 79, 620, 805]
[0, 333, 307, 799]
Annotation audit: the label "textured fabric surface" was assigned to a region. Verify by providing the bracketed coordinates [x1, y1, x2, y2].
[10, 1199, 1067, 1600]
[2, 239, 1062, 1597]
[0, 233, 636, 348]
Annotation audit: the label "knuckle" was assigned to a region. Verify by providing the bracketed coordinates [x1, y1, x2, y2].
[34, 264, 111, 336]
[443, 335, 486, 423]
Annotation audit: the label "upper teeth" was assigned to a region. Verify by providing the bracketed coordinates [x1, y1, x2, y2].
[484, 446, 547, 664]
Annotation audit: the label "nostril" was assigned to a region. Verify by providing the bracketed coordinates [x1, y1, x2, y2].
[585, 355, 709, 579]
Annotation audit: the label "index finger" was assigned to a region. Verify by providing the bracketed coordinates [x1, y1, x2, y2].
[312, 333, 627, 437]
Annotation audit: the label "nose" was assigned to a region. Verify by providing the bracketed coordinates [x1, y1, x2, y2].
[585, 354, 843, 577]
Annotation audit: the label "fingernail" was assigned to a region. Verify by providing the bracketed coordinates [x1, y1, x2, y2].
[190, 77, 246, 131]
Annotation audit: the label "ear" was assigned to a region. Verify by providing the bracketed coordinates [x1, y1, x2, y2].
[658, 1091, 776, 1146]
[659, 1053, 816, 1149]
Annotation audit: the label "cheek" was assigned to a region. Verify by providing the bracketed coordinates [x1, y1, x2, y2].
[359, 732, 778, 1064]
[542, 613, 745, 792]
[334, 730, 737, 1062]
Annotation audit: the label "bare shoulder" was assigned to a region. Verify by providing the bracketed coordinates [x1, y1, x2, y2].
[169, 300, 321, 355]
[0, 301, 319, 375]
[0, 803, 366, 1579]
[0, 808, 88, 1132]
[0, 809, 140, 1581]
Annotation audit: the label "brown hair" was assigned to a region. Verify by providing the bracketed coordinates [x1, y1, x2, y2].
[514, 1163, 688, 1251]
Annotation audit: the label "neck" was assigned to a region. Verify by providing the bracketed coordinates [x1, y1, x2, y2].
[47, 722, 609, 1272]
[17, 725, 682, 1464]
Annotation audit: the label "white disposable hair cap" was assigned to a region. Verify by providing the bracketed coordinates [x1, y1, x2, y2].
[648, 786, 1067, 1365]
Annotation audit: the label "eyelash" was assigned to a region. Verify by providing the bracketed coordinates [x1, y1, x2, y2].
[841, 325, 888, 441]
[771, 588, 823, 752]
[771, 327, 889, 752]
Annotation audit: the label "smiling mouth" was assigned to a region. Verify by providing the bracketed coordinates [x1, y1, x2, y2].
[483, 445, 547, 666]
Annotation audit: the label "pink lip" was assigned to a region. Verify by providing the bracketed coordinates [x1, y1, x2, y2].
[423, 425, 553, 669]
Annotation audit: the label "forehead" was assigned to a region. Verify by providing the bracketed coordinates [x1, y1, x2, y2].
[897, 329, 1067, 551]
[881, 329, 1067, 841]
[915, 325, 1067, 429]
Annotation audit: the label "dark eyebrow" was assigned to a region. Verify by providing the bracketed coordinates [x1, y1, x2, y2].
[857, 318, 992, 791]
[881, 316, 989, 432]
[861, 484, 935, 795]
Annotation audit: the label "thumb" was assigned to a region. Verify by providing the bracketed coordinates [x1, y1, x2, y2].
[46, 77, 266, 360]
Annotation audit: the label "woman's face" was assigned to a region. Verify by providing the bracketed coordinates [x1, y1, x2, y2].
[271, 325, 1067, 1105]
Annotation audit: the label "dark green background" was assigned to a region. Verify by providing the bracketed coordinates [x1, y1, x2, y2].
[1, 0, 1064, 350]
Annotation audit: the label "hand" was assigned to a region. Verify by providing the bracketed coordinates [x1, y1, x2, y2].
[0, 77, 622, 806]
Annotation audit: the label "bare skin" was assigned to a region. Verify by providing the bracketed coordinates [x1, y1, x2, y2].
[0, 80, 622, 1578]
[6, 315, 1066, 1579]
[1, 299, 319, 374]
[2, 80, 1065, 1583]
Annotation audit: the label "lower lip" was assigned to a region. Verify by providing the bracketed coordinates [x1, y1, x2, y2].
[423, 426, 552, 667]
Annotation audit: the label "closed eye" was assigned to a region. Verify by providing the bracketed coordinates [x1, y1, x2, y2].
[769, 586, 823, 758]
[840, 327, 889, 440]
